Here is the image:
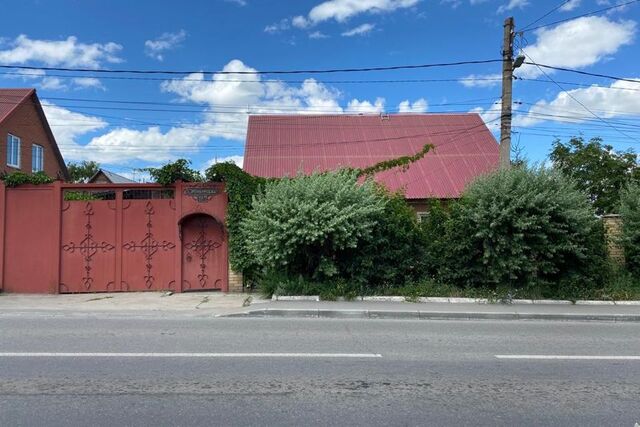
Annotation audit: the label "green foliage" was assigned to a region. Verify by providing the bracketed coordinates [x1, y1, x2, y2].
[550, 137, 640, 214]
[419, 200, 450, 276]
[439, 167, 608, 292]
[241, 170, 386, 282]
[1, 171, 54, 187]
[144, 159, 202, 186]
[205, 162, 267, 280]
[67, 160, 100, 183]
[620, 183, 640, 275]
[339, 190, 428, 290]
[63, 191, 100, 201]
[356, 144, 433, 177]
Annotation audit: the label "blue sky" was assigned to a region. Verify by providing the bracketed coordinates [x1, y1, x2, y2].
[1, 0, 639, 179]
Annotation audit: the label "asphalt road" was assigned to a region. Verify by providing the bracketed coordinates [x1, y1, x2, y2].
[0, 313, 639, 426]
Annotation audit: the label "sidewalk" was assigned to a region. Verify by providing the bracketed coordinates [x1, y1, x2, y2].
[0, 292, 266, 318]
[1, 293, 639, 321]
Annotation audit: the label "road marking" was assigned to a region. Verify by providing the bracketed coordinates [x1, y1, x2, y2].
[496, 355, 640, 360]
[0, 352, 382, 359]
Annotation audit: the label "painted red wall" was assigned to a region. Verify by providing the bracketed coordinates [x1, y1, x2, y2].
[0, 182, 228, 294]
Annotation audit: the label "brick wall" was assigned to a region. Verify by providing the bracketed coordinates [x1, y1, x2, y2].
[0, 96, 66, 179]
[228, 266, 244, 293]
[603, 214, 625, 265]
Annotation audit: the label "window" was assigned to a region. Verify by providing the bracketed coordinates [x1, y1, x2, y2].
[7, 134, 20, 168]
[32, 144, 44, 172]
[417, 212, 430, 222]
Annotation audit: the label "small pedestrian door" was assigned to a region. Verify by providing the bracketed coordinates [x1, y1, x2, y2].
[181, 214, 227, 291]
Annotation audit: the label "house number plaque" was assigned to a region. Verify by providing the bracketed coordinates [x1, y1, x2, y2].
[184, 187, 219, 203]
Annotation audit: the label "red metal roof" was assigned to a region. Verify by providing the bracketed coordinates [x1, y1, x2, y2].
[243, 113, 499, 199]
[0, 88, 34, 124]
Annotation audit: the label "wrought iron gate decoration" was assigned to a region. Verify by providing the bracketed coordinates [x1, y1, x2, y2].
[181, 215, 225, 291]
[54, 182, 228, 294]
[122, 201, 176, 290]
[62, 203, 115, 291]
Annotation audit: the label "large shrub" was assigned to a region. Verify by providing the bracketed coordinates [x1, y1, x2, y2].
[241, 170, 386, 281]
[439, 167, 607, 293]
[620, 183, 640, 275]
[339, 190, 429, 290]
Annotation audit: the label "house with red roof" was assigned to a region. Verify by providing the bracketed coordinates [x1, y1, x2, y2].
[0, 88, 69, 180]
[243, 113, 499, 215]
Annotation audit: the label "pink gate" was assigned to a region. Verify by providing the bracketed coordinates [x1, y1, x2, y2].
[0, 181, 228, 294]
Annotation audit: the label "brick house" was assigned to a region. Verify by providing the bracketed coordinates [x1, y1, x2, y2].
[243, 113, 499, 215]
[0, 88, 69, 180]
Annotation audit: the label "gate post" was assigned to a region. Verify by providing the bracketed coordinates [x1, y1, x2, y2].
[0, 182, 5, 292]
[115, 189, 124, 291]
[51, 181, 62, 294]
[174, 182, 183, 293]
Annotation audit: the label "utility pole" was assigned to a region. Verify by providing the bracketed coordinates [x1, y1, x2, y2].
[499, 17, 515, 170]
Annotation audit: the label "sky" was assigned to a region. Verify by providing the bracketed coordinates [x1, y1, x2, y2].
[1, 0, 639, 180]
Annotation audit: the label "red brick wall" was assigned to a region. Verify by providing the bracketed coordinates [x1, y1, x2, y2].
[0, 96, 66, 179]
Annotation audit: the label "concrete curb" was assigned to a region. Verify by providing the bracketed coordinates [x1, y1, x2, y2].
[224, 308, 640, 322]
[270, 295, 640, 306]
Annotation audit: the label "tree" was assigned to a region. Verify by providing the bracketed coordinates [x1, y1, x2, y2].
[550, 137, 640, 214]
[144, 159, 202, 185]
[67, 161, 100, 183]
[439, 167, 607, 294]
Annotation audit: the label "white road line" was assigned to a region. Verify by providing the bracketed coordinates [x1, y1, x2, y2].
[496, 355, 640, 360]
[0, 352, 382, 359]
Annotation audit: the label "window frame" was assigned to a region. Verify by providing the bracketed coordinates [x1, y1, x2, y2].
[31, 143, 44, 173]
[7, 133, 21, 169]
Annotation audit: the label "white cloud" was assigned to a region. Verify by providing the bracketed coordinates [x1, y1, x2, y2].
[469, 100, 503, 130]
[342, 23, 376, 37]
[224, 0, 247, 5]
[40, 77, 67, 91]
[58, 59, 397, 165]
[41, 102, 109, 161]
[265, 19, 291, 34]
[497, 0, 529, 13]
[0, 35, 122, 68]
[398, 98, 428, 113]
[144, 30, 187, 61]
[517, 16, 636, 78]
[559, 0, 581, 11]
[309, 31, 330, 39]
[72, 77, 104, 90]
[460, 73, 502, 88]
[346, 98, 386, 113]
[292, 0, 420, 27]
[516, 78, 640, 127]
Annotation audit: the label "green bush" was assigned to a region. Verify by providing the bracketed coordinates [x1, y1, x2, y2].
[439, 167, 607, 292]
[1, 171, 54, 187]
[419, 200, 450, 276]
[241, 170, 386, 282]
[339, 190, 428, 290]
[620, 183, 640, 274]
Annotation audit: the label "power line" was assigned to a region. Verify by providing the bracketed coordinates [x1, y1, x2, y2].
[0, 59, 503, 76]
[0, 70, 505, 85]
[520, 0, 574, 32]
[521, 64, 640, 85]
[523, 0, 640, 32]
[521, 50, 640, 143]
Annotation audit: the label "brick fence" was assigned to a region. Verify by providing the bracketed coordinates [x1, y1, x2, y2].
[602, 214, 625, 265]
